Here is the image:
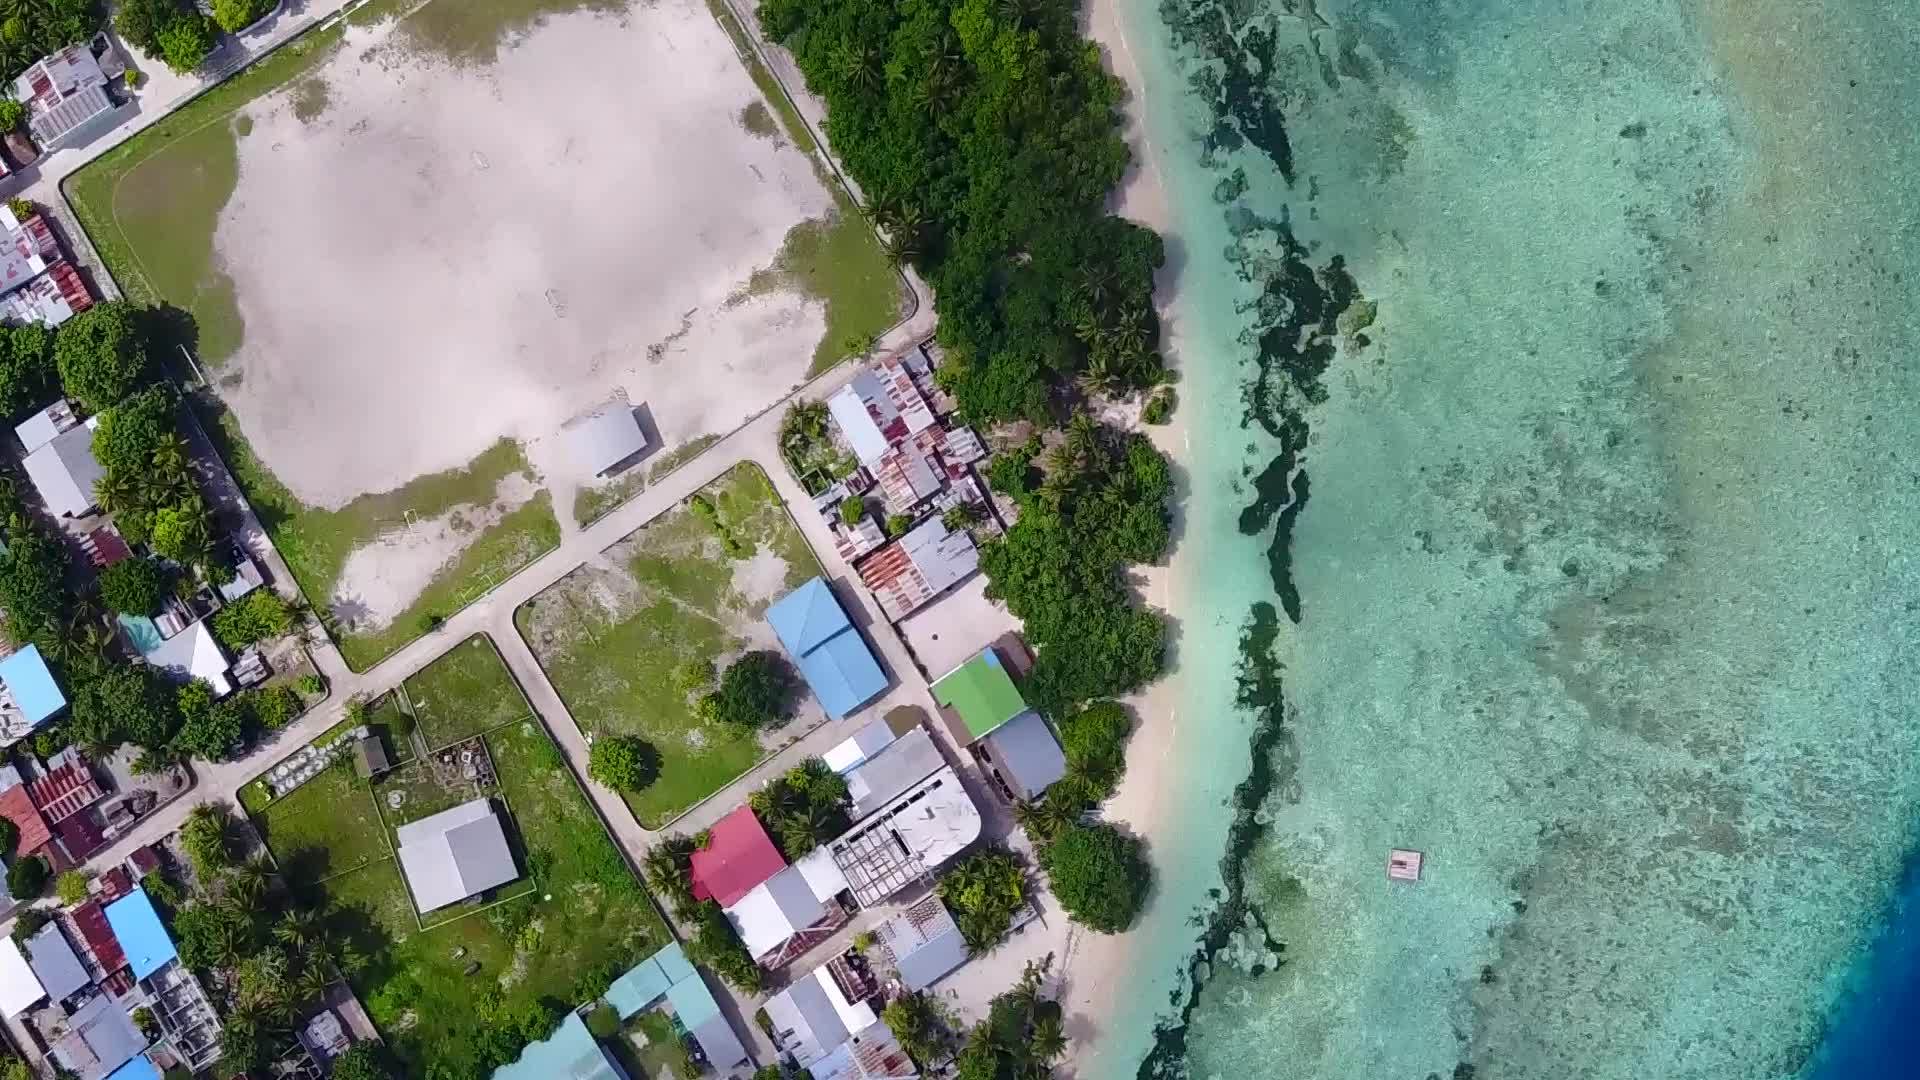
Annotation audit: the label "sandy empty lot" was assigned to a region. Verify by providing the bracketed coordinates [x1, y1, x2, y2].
[214, 0, 833, 509]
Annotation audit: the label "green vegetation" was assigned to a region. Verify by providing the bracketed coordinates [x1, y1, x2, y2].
[587, 735, 660, 793]
[0, 99, 24, 135]
[210, 590, 297, 649]
[57, 301, 152, 412]
[953, 957, 1069, 1079]
[117, 0, 218, 75]
[7, 855, 47, 900]
[91, 384, 213, 564]
[883, 990, 958, 1068]
[639, 834, 697, 921]
[401, 635, 531, 747]
[979, 420, 1171, 718]
[0, 0, 98, 86]
[748, 758, 849, 860]
[707, 0, 900, 376]
[519, 464, 819, 826]
[97, 557, 170, 616]
[623, 1010, 699, 1079]
[211, 0, 275, 33]
[839, 495, 865, 526]
[327, 1043, 396, 1080]
[239, 717, 669, 1079]
[687, 898, 762, 992]
[572, 433, 719, 529]
[937, 845, 1028, 952]
[1038, 820, 1149, 933]
[758, 0, 1164, 420]
[699, 650, 796, 731]
[0, 323, 57, 420]
[54, 870, 91, 906]
[1142, 386, 1176, 425]
[779, 399, 854, 496]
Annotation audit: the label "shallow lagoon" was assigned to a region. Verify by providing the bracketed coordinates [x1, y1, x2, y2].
[1113, 0, 1920, 1076]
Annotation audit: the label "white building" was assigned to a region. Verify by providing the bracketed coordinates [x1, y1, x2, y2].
[13, 45, 117, 151]
[396, 798, 519, 913]
[17, 402, 102, 518]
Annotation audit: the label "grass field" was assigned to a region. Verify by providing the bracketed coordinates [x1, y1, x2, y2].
[518, 463, 819, 826]
[573, 435, 720, 529]
[244, 716, 669, 1077]
[195, 406, 560, 671]
[255, 762, 389, 880]
[705, 0, 903, 374]
[402, 634, 533, 748]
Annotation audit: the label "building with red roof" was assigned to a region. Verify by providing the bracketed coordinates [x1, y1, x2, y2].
[69, 899, 126, 978]
[688, 806, 786, 907]
[29, 756, 104, 824]
[0, 780, 51, 856]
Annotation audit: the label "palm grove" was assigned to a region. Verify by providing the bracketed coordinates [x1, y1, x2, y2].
[760, 0, 1167, 996]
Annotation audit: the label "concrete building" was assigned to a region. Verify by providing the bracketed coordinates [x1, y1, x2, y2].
[395, 798, 518, 913]
[842, 727, 944, 822]
[929, 647, 1027, 746]
[13, 45, 118, 151]
[829, 766, 982, 907]
[50, 993, 147, 1080]
[19, 406, 103, 518]
[874, 895, 969, 992]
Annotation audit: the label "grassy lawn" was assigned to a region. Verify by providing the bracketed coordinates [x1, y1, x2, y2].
[371, 758, 496, 833]
[194, 404, 560, 672]
[705, 0, 903, 374]
[518, 464, 820, 826]
[242, 715, 669, 1077]
[402, 634, 533, 748]
[255, 763, 388, 880]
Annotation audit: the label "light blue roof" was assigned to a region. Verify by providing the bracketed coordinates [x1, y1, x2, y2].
[491, 1013, 624, 1080]
[104, 1056, 159, 1080]
[767, 578, 887, 719]
[115, 614, 163, 656]
[666, 969, 722, 1031]
[104, 887, 177, 981]
[605, 955, 673, 1020]
[653, 940, 695, 983]
[0, 644, 64, 727]
[766, 577, 848, 655]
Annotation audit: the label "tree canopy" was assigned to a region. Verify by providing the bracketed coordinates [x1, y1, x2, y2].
[0, 0, 99, 87]
[699, 650, 794, 730]
[0, 324, 57, 420]
[979, 422, 1171, 716]
[587, 735, 660, 793]
[951, 956, 1068, 1080]
[757, 0, 1164, 424]
[210, 590, 296, 649]
[1038, 820, 1148, 934]
[68, 664, 183, 753]
[96, 556, 169, 616]
[937, 845, 1028, 952]
[54, 301, 152, 411]
[685, 899, 762, 992]
[748, 758, 850, 860]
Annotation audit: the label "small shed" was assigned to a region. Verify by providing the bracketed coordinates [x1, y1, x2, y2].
[1388, 849, 1424, 882]
[560, 399, 647, 477]
[353, 733, 392, 778]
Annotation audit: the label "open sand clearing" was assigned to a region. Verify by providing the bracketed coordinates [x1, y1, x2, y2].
[213, 0, 833, 509]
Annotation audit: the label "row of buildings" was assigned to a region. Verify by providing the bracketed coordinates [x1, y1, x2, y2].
[0, 858, 221, 1079]
[0, 202, 94, 327]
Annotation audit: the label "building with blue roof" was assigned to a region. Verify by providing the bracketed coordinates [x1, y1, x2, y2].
[492, 1013, 626, 1080]
[104, 887, 177, 981]
[0, 644, 65, 746]
[601, 942, 749, 1072]
[103, 1056, 159, 1080]
[766, 577, 887, 720]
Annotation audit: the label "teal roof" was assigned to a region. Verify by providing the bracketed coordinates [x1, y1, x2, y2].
[116, 614, 163, 656]
[653, 941, 695, 983]
[605, 956, 673, 1020]
[104, 1057, 159, 1080]
[666, 971, 722, 1030]
[491, 1013, 623, 1080]
[0, 644, 64, 727]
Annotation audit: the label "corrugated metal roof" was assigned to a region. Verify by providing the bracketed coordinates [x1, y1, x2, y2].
[104, 886, 177, 981]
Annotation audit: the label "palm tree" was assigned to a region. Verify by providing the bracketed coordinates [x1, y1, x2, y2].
[1063, 414, 1102, 460]
[93, 470, 140, 513]
[294, 958, 337, 1006]
[225, 856, 275, 910]
[1029, 1013, 1068, 1063]
[272, 905, 325, 954]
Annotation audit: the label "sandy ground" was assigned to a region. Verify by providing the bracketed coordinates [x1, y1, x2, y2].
[331, 469, 540, 627]
[214, 0, 832, 511]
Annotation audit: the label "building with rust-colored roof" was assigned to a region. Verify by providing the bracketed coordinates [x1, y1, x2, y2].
[71, 898, 127, 977]
[0, 776, 51, 856]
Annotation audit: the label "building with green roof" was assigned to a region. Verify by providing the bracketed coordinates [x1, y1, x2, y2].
[931, 647, 1027, 745]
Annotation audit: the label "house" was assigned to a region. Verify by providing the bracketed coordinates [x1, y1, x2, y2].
[119, 618, 233, 697]
[495, 1012, 626, 1080]
[0, 203, 55, 297]
[828, 370, 926, 468]
[807, 1023, 919, 1080]
[930, 647, 1027, 746]
[395, 798, 518, 913]
[0, 936, 45, 1017]
[102, 1057, 159, 1080]
[828, 766, 981, 907]
[725, 847, 849, 966]
[0, 643, 66, 746]
[687, 805, 787, 907]
[821, 718, 897, 774]
[975, 711, 1066, 802]
[20, 409, 103, 518]
[843, 727, 943, 821]
[13, 44, 118, 151]
[766, 577, 888, 720]
[874, 896, 968, 992]
[32, 748, 106, 827]
[1, 265, 92, 326]
[103, 887, 176, 981]
[50, 993, 148, 1080]
[561, 398, 648, 477]
[856, 518, 978, 621]
[763, 963, 878, 1069]
[353, 733, 392, 778]
[0, 766, 53, 858]
[602, 942, 750, 1071]
[25, 920, 91, 1007]
[71, 898, 127, 980]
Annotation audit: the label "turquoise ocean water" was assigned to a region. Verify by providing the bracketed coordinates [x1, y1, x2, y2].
[1097, 0, 1920, 1077]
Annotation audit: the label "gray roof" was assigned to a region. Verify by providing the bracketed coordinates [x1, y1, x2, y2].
[763, 971, 853, 1067]
[396, 798, 518, 913]
[22, 417, 102, 517]
[561, 401, 646, 476]
[844, 727, 944, 821]
[981, 711, 1066, 801]
[689, 1013, 750, 1071]
[878, 897, 969, 991]
[51, 994, 145, 1080]
[24, 921, 89, 1003]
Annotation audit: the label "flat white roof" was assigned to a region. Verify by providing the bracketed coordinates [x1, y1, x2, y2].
[726, 864, 826, 959]
[0, 937, 45, 1018]
[827, 374, 894, 466]
[21, 416, 101, 518]
[145, 621, 231, 698]
[822, 718, 897, 774]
